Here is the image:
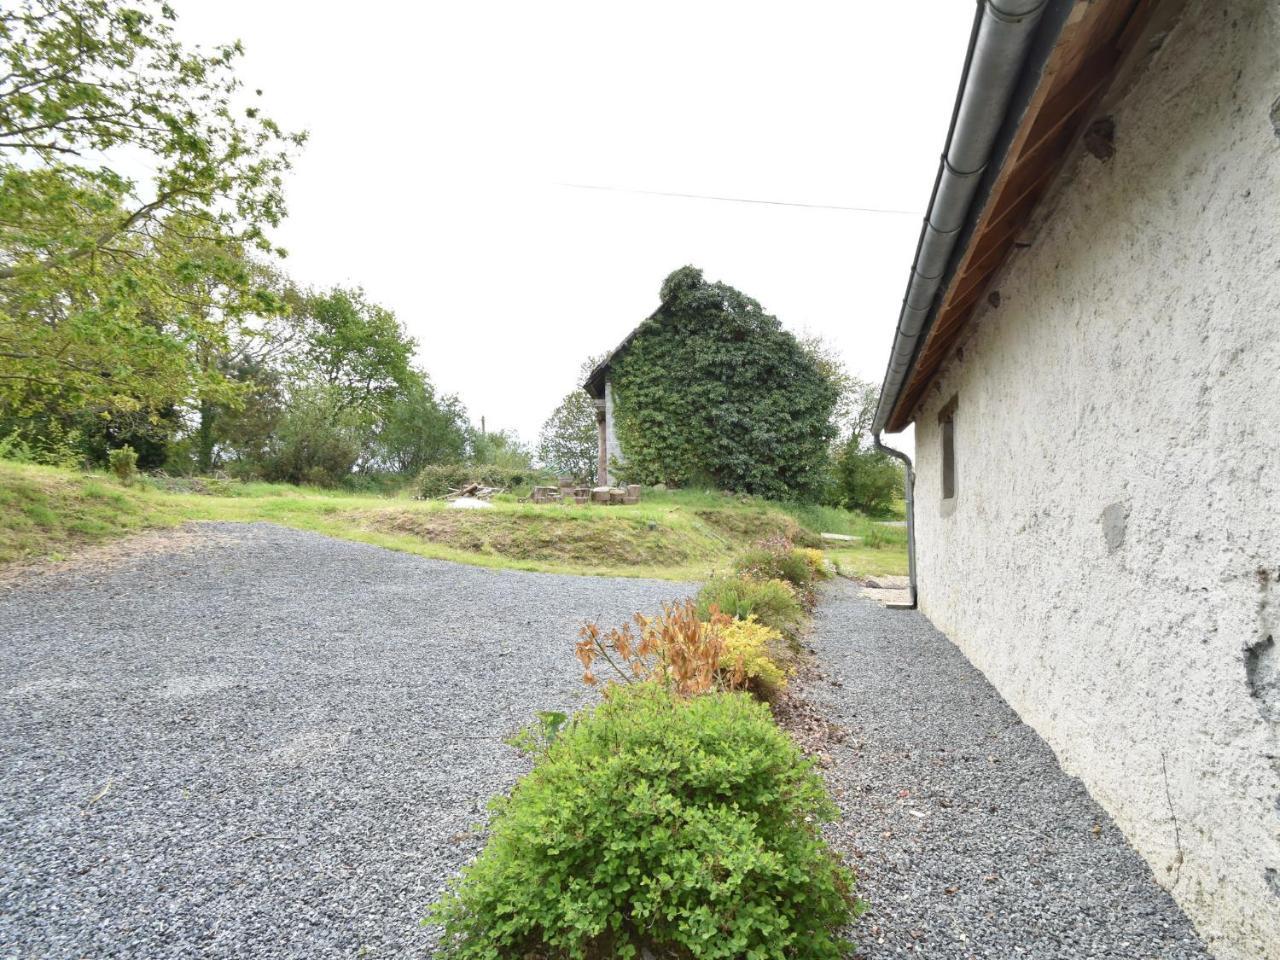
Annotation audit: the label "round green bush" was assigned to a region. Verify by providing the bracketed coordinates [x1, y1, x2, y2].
[734, 546, 815, 591]
[428, 684, 860, 959]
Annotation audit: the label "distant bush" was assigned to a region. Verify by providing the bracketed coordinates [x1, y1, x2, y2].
[0, 426, 83, 469]
[108, 445, 139, 485]
[825, 437, 903, 517]
[416, 463, 549, 499]
[428, 683, 860, 959]
[734, 537, 830, 605]
[697, 575, 804, 641]
[257, 385, 366, 487]
[537, 387, 597, 484]
[735, 541, 813, 590]
[721, 616, 791, 699]
[794, 546, 831, 580]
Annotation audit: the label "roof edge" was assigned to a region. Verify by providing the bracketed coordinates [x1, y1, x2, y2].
[873, 0, 1075, 434]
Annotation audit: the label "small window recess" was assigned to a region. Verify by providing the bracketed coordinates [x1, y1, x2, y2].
[939, 395, 958, 512]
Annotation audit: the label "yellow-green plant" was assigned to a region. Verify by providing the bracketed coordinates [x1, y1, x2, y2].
[696, 576, 804, 641]
[720, 615, 790, 699]
[794, 546, 830, 580]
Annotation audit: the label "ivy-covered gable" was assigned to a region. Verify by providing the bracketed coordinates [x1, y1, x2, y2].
[610, 267, 837, 499]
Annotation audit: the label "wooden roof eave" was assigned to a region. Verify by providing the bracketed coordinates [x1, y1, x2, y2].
[884, 0, 1182, 432]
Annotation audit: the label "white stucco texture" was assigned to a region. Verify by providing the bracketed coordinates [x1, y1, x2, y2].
[604, 377, 623, 484]
[906, 2, 1280, 957]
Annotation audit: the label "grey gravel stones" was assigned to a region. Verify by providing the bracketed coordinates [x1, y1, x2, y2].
[802, 578, 1211, 959]
[1, 525, 1213, 959]
[0, 523, 692, 959]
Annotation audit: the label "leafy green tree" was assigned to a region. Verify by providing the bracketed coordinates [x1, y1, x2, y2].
[537, 357, 604, 482]
[186, 259, 305, 472]
[296, 286, 415, 411]
[827, 435, 902, 516]
[536, 388, 596, 482]
[200, 356, 290, 474]
[0, 0, 304, 420]
[807, 354, 903, 516]
[470, 428, 533, 470]
[610, 267, 839, 499]
[372, 371, 468, 474]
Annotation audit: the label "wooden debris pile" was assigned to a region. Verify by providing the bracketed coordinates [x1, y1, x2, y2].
[445, 482, 503, 501]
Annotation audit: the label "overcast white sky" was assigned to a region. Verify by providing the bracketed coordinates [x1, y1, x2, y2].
[176, 1, 974, 446]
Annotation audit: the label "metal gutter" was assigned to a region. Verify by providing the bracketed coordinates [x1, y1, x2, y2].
[868, 0, 1072, 612]
[872, 0, 1056, 435]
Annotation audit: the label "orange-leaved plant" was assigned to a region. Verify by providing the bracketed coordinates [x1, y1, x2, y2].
[576, 599, 745, 697]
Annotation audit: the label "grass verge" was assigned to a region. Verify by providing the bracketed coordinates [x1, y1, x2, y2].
[0, 461, 182, 565]
[0, 461, 908, 580]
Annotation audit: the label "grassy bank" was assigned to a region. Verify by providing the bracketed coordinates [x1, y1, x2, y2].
[0, 462, 182, 565]
[0, 461, 907, 580]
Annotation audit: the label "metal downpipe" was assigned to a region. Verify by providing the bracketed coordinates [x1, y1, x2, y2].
[874, 431, 918, 609]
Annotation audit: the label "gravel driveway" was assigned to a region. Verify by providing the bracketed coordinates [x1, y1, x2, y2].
[804, 579, 1210, 959]
[0, 523, 693, 959]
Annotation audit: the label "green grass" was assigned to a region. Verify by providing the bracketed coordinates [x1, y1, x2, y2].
[822, 541, 909, 578]
[0, 461, 182, 565]
[0, 461, 909, 580]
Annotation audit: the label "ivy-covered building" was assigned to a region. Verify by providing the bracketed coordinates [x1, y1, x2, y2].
[582, 267, 837, 499]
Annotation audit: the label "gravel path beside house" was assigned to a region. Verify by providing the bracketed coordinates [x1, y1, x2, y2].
[0, 522, 693, 959]
[804, 578, 1210, 959]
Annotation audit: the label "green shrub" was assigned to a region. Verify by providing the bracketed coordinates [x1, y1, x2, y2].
[0, 426, 83, 469]
[258, 385, 366, 487]
[733, 536, 830, 603]
[721, 616, 793, 699]
[416, 462, 548, 499]
[794, 546, 831, 580]
[825, 436, 903, 517]
[735, 545, 814, 591]
[429, 684, 860, 959]
[107, 445, 138, 485]
[697, 575, 804, 640]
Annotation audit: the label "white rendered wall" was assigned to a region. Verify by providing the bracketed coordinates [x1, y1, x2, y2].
[604, 377, 623, 484]
[908, 2, 1280, 956]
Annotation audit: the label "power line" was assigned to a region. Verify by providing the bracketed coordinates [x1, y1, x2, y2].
[555, 181, 921, 216]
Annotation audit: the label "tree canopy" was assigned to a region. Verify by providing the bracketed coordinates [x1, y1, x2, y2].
[0, 0, 304, 420]
[0, 2, 486, 486]
[538, 356, 603, 483]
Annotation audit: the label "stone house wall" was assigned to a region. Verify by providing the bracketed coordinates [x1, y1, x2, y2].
[908, 2, 1280, 956]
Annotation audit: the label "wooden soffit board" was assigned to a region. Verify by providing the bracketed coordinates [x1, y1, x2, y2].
[885, 0, 1169, 432]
